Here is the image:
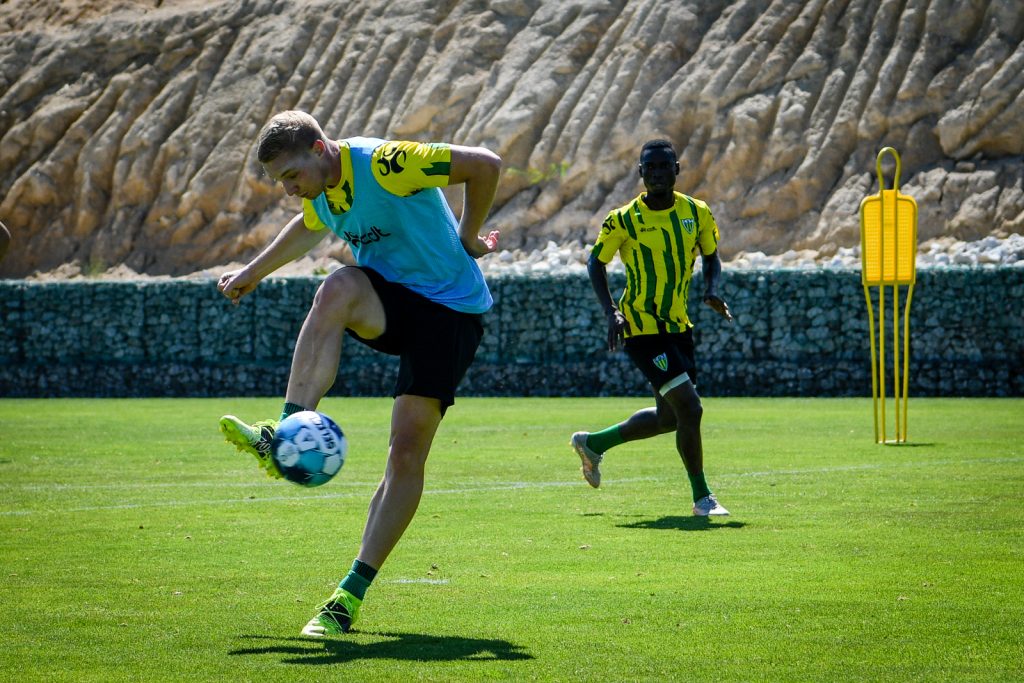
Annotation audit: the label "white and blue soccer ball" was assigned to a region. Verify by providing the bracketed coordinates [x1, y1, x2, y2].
[271, 411, 347, 487]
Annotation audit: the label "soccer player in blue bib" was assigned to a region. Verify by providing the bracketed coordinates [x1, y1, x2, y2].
[571, 139, 733, 516]
[217, 111, 501, 635]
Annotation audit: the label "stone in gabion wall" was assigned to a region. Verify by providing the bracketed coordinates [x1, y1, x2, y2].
[0, 268, 1021, 398]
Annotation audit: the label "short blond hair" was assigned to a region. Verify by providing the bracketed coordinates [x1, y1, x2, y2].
[256, 111, 324, 163]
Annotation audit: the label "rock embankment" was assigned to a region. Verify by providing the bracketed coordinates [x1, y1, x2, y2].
[1, 0, 1021, 278]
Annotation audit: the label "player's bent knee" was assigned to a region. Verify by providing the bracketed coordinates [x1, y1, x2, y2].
[313, 267, 386, 338]
[668, 403, 701, 429]
[312, 267, 369, 318]
[316, 267, 359, 303]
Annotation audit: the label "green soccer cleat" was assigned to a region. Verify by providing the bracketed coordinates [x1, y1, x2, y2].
[301, 586, 362, 637]
[219, 415, 282, 479]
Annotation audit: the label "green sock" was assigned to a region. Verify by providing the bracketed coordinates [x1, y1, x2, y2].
[280, 402, 307, 422]
[586, 425, 624, 454]
[688, 472, 712, 503]
[339, 559, 377, 601]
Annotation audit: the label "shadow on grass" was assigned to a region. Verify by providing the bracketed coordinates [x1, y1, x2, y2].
[230, 632, 533, 665]
[617, 516, 746, 531]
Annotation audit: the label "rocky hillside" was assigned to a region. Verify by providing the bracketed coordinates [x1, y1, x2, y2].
[1, 0, 1021, 277]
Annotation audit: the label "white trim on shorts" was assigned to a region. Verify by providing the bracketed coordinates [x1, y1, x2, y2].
[658, 372, 692, 396]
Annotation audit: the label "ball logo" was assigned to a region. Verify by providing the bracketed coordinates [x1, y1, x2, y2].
[295, 426, 320, 450]
[653, 353, 669, 372]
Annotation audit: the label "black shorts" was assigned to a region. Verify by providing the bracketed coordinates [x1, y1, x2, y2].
[347, 267, 483, 414]
[623, 329, 698, 394]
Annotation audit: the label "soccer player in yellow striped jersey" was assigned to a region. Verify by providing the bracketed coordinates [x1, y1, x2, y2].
[571, 140, 734, 517]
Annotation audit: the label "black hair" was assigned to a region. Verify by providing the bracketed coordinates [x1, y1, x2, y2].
[640, 139, 677, 159]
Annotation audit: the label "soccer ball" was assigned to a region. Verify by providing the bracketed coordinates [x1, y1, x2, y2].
[270, 411, 347, 487]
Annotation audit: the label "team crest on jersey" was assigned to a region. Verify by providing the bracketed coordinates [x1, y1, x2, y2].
[682, 218, 696, 234]
[653, 353, 669, 372]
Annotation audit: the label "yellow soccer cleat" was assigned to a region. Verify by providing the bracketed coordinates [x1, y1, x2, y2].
[219, 415, 282, 479]
[302, 586, 362, 636]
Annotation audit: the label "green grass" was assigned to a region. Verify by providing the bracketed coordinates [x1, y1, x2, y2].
[1, 397, 1022, 682]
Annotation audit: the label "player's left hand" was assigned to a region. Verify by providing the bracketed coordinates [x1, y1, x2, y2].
[703, 294, 733, 322]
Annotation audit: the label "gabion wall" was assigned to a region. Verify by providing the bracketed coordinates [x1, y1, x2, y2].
[1, 268, 1021, 398]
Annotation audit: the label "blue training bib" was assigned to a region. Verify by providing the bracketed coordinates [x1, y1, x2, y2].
[310, 137, 492, 314]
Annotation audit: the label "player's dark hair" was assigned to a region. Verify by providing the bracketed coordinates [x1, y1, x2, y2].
[640, 139, 677, 160]
[257, 111, 323, 163]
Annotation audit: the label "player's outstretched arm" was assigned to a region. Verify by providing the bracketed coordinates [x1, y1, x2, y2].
[449, 145, 502, 258]
[701, 249, 733, 322]
[218, 212, 327, 305]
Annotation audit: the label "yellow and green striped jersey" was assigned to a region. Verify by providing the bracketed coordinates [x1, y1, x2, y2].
[591, 192, 720, 337]
[303, 140, 451, 230]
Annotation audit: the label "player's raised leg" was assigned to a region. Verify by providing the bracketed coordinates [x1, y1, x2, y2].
[303, 394, 442, 635]
[619, 392, 678, 441]
[572, 393, 676, 487]
[285, 267, 386, 410]
[220, 266, 385, 475]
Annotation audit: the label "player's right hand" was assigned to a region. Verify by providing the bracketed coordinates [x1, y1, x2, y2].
[217, 269, 258, 305]
[606, 310, 628, 351]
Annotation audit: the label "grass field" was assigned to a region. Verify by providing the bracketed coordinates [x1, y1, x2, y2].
[1, 397, 1022, 682]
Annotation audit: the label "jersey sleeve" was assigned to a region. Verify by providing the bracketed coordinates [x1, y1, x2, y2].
[302, 200, 327, 230]
[591, 211, 627, 264]
[695, 200, 720, 255]
[371, 141, 452, 197]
